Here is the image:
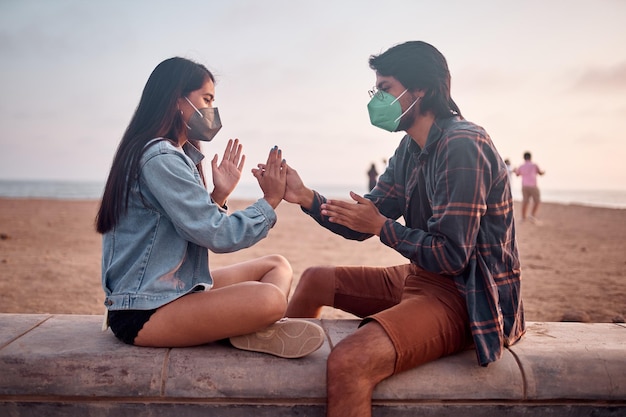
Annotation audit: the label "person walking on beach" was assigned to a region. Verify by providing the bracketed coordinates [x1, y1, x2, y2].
[367, 162, 378, 191]
[95, 57, 324, 358]
[280, 41, 525, 416]
[515, 151, 545, 222]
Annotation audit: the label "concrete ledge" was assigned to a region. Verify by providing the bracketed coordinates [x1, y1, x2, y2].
[0, 314, 624, 416]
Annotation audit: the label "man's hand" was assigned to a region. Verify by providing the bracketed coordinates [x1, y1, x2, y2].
[284, 163, 314, 209]
[321, 192, 387, 235]
[211, 138, 245, 206]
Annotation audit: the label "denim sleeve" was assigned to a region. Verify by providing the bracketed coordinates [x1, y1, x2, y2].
[141, 152, 276, 253]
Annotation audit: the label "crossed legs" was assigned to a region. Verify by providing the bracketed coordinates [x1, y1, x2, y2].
[134, 254, 292, 347]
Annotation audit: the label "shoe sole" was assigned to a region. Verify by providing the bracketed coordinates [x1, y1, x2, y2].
[229, 319, 325, 359]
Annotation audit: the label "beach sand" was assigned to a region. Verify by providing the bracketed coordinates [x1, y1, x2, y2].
[0, 197, 624, 323]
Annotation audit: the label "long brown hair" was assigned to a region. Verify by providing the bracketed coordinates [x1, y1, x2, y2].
[95, 57, 214, 234]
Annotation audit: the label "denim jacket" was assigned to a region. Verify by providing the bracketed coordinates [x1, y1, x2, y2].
[101, 139, 277, 311]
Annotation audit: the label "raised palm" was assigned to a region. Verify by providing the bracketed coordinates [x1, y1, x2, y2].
[212, 139, 245, 201]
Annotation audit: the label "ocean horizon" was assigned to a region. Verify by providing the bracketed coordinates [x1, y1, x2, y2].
[1, 179, 625, 209]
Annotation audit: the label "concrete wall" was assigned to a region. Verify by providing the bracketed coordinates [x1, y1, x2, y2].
[1, 314, 624, 416]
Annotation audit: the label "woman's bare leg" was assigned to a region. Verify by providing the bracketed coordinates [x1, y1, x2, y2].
[135, 254, 293, 347]
[212, 254, 293, 296]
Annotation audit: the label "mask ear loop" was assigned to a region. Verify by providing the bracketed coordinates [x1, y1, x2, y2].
[185, 96, 204, 117]
[182, 97, 200, 130]
[394, 95, 421, 123]
[390, 89, 408, 105]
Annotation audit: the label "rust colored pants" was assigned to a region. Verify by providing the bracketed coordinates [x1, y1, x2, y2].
[333, 263, 473, 374]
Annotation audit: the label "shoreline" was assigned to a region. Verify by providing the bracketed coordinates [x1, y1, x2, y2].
[0, 198, 624, 322]
[1, 179, 626, 209]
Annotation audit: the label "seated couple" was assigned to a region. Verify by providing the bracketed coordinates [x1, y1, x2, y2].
[96, 41, 524, 417]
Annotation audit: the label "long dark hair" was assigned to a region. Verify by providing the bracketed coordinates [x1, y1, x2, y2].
[96, 57, 214, 234]
[369, 41, 462, 119]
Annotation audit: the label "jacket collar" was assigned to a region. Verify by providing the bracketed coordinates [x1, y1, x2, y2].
[182, 141, 205, 164]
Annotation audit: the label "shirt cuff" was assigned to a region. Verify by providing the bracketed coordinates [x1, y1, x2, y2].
[210, 197, 228, 212]
[379, 219, 398, 248]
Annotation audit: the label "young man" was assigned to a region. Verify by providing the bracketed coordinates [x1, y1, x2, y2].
[282, 41, 525, 417]
[515, 151, 546, 222]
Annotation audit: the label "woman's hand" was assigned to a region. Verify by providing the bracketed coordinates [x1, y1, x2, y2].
[321, 192, 387, 235]
[211, 138, 245, 207]
[252, 146, 286, 209]
[255, 162, 315, 210]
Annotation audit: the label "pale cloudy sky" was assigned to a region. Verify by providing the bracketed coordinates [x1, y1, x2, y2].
[1, 0, 625, 194]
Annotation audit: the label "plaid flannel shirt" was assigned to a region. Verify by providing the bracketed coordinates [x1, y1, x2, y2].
[305, 116, 525, 366]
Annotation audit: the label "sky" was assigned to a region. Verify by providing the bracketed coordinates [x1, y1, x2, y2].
[1, 0, 625, 195]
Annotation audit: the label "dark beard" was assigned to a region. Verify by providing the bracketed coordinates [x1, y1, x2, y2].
[395, 109, 415, 132]
[395, 96, 419, 132]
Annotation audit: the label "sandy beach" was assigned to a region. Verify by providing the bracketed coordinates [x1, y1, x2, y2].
[0, 197, 624, 323]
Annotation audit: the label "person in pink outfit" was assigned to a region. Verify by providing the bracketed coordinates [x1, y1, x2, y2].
[515, 152, 545, 221]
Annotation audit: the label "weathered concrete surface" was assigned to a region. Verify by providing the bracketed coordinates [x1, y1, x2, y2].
[510, 321, 626, 400]
[0, 314, 624, 417]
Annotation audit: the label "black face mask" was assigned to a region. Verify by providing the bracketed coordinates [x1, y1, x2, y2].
[185, 97, 222, 142]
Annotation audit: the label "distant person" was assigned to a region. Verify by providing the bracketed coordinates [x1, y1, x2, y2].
[280, 41, 524, 417]
[504, 158, 513, 181]
[514, 152, 545, 222]
[95, 57, 324, 358]
[367, 162, 378, 191]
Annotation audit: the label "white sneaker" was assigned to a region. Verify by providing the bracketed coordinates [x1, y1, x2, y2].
[229, 318, 325, 359]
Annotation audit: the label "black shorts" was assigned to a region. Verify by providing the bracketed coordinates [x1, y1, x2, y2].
[108, 309, 157, 345]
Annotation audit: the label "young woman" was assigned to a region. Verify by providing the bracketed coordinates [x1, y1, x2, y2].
[95, 57, 324, 358]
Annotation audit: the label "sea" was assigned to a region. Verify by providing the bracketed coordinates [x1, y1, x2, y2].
[0, 179, 625, 209]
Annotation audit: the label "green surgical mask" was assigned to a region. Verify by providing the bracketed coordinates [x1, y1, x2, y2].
[367, 89, 419, 132]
